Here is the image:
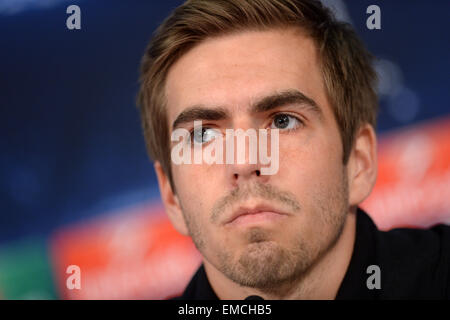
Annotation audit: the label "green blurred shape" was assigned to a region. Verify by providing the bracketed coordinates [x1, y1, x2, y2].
[0, 238, 57, 300]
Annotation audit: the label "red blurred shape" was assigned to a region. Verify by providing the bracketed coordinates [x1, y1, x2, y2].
[50, 202, 201, 299]
[362, 117, 450, 230]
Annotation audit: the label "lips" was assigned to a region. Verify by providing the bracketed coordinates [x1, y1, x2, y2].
[225, 204, 287, 225]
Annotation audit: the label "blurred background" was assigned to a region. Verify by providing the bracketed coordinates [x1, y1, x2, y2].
[0, 0, 449, 299]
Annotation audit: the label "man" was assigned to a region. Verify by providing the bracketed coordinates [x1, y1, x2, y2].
[137, 0, 450, 299]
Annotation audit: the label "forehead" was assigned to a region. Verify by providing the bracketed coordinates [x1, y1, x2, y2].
[165, 27, 331, 126]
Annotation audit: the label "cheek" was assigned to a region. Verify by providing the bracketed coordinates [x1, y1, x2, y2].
[279, 129, 341, 174]
[278, 130, 344, 201]
[172, 164, 216, 219]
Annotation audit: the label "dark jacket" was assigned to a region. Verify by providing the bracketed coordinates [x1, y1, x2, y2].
[174, 208, 450, 299]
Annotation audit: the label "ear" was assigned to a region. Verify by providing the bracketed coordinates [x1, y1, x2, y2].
[154, 161, 189, 236]
[347, 123, 378, 207]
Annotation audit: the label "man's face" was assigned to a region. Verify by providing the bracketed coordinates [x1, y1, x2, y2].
[163, 27, 350, 289]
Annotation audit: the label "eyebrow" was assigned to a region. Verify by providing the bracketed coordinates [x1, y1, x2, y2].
[171, 89, 322, 130]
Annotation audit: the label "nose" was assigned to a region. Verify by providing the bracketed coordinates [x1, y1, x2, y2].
[226, 135, 270, 186]
[231, 162, 264, 183]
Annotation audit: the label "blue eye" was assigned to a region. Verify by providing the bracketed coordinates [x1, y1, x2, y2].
[191, 127, 221, 144]
[270, 114, 301, 130]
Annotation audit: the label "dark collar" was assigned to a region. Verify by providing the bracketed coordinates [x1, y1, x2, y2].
[335, 207, 380, 299]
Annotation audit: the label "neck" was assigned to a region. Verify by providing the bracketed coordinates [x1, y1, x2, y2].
[203, 210, 357, 300]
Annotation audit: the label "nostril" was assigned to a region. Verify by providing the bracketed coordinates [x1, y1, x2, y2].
[233, 170, 261, 179]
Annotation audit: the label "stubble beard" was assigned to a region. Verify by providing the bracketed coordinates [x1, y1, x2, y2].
[180, 172, 349, 293]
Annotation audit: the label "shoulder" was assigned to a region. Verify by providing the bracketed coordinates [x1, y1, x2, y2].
[374, 222, 450, 299]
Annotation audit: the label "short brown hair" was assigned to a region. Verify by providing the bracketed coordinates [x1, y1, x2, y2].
[137, 0, 378, 191]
